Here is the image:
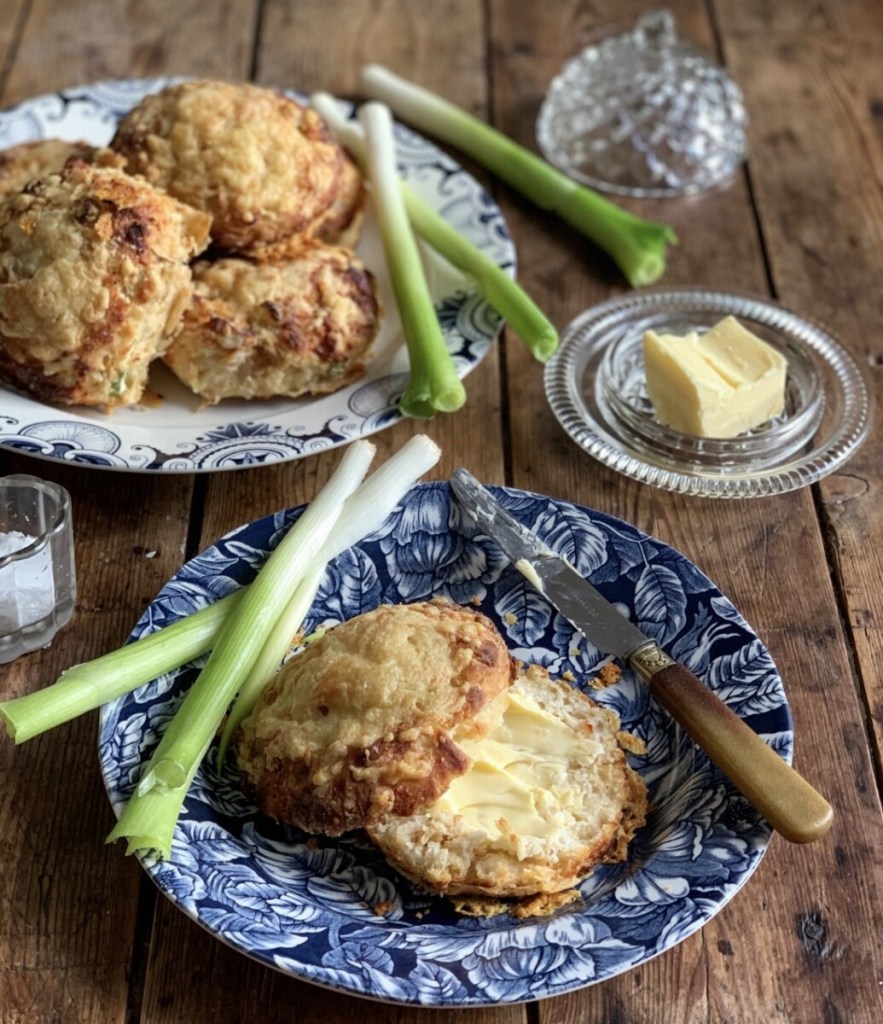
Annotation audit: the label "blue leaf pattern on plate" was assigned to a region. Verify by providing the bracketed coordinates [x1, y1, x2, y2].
[98, 483, 791, 1006]
[634, 561, 689, 642]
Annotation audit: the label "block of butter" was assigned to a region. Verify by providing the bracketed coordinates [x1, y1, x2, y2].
[643, 316, 788, 438]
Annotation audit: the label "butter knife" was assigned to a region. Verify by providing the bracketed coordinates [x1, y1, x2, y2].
[450, 468, 833, 844]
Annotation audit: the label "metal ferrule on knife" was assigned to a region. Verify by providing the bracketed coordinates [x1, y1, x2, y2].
[628, 642, 676, 680]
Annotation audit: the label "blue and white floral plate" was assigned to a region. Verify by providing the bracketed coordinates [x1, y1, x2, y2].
[0, 80, 512, 472]
[98, 483, 791, 1006]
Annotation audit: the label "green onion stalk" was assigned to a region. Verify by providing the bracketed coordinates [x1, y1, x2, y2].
[0, 592, 242, 744]
[106, 439, 377, 857]
[360, 100, 466, 418]
[359, 64, 677, 288]
[1, 436, 443, 862]
[214, 433, 442, 768]
[311, 92, 558, 362]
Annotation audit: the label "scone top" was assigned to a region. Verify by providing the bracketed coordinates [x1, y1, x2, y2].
[111, 79, 364, 254]
[235, 598, 516, 835]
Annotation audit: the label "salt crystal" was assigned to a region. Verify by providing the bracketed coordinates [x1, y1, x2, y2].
[0, 529, 56, 632]
[0, 530, 31, 558]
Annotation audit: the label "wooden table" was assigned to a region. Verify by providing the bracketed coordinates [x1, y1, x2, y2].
[1, 1, 881, 1021]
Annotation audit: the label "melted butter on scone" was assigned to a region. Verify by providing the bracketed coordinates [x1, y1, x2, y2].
[434, 687, 605, 846]
[367, 660, 648, 901]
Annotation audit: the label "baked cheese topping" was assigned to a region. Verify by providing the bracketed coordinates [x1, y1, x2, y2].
[643, 315, 787, 438]
[436, 687, 604, 843]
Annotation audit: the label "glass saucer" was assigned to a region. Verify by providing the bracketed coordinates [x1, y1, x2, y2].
[544, 290, 873, 498]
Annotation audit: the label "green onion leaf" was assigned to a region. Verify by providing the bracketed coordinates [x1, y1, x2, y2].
[359, 64, 677, 288]
[311, 92, 558, 362]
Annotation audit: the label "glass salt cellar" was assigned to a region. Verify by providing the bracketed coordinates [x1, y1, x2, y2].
[0, 475, 76, 664]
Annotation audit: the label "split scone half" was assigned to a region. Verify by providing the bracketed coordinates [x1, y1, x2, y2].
[236, 599, 516, 836]
[367, 662, 647, 900]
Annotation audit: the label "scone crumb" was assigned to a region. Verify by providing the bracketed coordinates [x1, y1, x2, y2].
[509, 888, 581, 919]
[372, 900, 395, 917]
[503, 612, 517, 625]
[590, 662, 623, 690]
[617, 730, 647, 756]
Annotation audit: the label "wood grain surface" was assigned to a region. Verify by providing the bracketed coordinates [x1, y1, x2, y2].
[0, 1, 881, 1022]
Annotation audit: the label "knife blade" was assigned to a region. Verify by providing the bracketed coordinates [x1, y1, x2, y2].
[450, 468, 833, 845]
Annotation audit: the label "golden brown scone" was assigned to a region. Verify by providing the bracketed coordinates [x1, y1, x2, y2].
[250, 154, 365, 259]
[110, 80, 365, 253]
[236, 599, 517, 836]
[0, 159, 211, 409]
[366, 663, 648, 902]
[0, 139, 125, 198]
[162, 241, 380, 403]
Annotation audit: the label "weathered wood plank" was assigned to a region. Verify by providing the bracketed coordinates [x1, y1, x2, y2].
[488, 0, 883, 1021]
[0, 2, 256, 1022]
[0, 0, 27, 101]
[717, 0, 883, 766]
[137, 2, 514, 1021]
[1, 0, 258, 103]
[0, 455, 193, 1024]
[710, 4, 883, 1019]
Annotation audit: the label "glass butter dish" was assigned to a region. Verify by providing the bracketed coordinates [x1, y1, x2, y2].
[0, 475, 76, 663]
[544, 290, 873, 498]
[536, 9, 748, 197]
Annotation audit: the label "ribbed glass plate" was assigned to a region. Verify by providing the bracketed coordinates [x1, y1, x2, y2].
[544, 290, 873, 498]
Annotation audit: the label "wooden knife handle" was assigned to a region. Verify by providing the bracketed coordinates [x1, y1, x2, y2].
[634, 653, 833, 844]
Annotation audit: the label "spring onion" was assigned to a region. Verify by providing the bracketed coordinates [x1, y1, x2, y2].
[107, 439, 377, 857]
[106, 435, 441, 859]
[311, 92, 558, 362]
[359, 64, 677, 288]
[214, 433, 442, 767]
[360, 101, 466, 418]
[1, 436, 442, 860]
[0, 591, 243, 744]
[213, 570, 323, 771]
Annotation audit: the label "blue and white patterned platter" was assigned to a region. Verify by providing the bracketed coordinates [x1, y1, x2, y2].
[0, 79, 512, 472]
[98, 483, 790, 1006]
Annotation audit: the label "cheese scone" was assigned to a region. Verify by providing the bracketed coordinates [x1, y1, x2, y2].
[367, 662, 648, 899]
[0, 139, 113, 198]
[0, 159, 210, 409]
[111, 80, 364, 253]
[163, 242, 379, 403]
[236, 599, 516, 836]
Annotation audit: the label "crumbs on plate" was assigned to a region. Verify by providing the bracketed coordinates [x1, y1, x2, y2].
[590, 662, 622, 690]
